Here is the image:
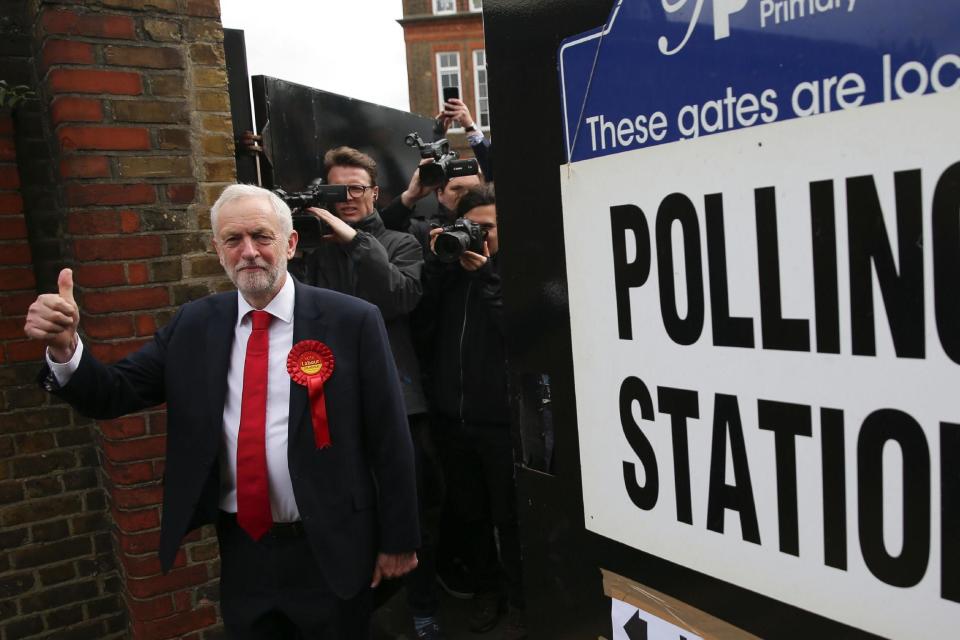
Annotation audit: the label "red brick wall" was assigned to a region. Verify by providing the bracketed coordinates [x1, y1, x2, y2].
[2, 101, 134, 639]
[0, 4, 130, 635]
[1, 0, 236, 638]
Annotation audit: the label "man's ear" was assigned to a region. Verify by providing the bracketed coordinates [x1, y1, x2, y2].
[287, 230, 299, 258]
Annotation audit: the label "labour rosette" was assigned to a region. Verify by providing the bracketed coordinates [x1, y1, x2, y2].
[287, 340, 335, 449]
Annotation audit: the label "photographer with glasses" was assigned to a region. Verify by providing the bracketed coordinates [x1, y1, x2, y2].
[304, 145, 427, 455]
[304, 147, 451, 639]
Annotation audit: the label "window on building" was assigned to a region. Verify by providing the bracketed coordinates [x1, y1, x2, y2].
[436, 51, 462, 115]
[473, 49, 490, 129]
[433, 0, 456, 14]
[469, 0, 483, 11]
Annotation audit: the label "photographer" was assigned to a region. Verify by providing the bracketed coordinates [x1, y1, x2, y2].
[302, 146, 448, 640]
[421, 184, 525, 638]
[305, 148, 423, 332]
[380, 162, 482, 254]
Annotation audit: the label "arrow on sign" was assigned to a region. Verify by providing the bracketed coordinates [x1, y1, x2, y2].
[623, 611, 689, 640]
[623, 611, 647, 640]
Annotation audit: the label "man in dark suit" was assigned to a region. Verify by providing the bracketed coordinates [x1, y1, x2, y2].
[23, 184, 420, 639]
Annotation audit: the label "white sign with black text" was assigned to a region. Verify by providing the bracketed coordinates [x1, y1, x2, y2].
[561, 90, 960, 639]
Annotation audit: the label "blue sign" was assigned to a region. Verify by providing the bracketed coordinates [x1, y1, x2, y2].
[559, 0, 960, 163]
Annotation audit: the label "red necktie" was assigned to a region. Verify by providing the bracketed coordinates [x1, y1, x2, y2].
[236, 310, 273, 540]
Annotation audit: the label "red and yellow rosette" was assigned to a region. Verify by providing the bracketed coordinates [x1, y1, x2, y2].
[287, 340, 336, 449]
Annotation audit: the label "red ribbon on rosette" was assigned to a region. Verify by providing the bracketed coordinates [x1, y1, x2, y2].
[287, 340, 336, 449]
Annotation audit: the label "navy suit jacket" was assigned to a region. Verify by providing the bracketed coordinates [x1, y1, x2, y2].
[45, 278, 419, 598]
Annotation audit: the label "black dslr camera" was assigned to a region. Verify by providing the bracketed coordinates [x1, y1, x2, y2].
[273, 182, 348, 248]
[404, 132, 479, 187]
[434, 218, 487, 263]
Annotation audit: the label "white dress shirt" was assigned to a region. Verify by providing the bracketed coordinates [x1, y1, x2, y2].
[219, 275, 299, 521]
[47, 274, 301, 522]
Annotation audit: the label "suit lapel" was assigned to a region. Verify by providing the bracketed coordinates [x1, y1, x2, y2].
[206, 295, 237, 452]
[289, 279, 326, 445]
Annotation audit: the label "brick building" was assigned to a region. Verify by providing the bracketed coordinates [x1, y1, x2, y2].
[0, 1, 236, 638]
[399, 0, 490, 154]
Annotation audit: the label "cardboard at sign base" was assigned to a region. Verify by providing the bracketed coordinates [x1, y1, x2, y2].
[601, 569, 760, 640]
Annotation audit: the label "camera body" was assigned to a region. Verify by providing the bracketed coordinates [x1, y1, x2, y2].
[273, 183, 348, 248]
[434, 217, 487, 263]
[404, 132, 479, 187]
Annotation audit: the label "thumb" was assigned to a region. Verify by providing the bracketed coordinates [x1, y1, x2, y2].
[58, 268, 76, 307]
[370, 564, 382, 588]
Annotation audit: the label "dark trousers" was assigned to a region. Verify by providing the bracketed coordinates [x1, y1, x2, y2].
[436, 419, 524, 609]
[217, 512, 372, 639]
[405, 413, 445, 617]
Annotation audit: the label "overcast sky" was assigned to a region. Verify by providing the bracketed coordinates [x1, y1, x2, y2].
[219, 0, 410, 113]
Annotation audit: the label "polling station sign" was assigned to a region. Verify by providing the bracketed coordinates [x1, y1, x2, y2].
[558, 1, 959, 638]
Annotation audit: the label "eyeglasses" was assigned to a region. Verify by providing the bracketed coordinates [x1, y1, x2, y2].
[345, 184, 375, 198]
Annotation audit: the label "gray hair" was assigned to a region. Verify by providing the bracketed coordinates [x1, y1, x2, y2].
[210, 184, 293, 237]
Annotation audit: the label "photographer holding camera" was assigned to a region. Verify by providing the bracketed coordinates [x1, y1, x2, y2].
[380, 134, 483, 254]
[304, 147, 424, 341]
[302, 147, 452, 640]
[421, 184, 525, 638]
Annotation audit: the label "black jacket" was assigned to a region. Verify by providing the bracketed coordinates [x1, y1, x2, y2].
[305, 211, 427, 415]
[421, 253, 508, 425]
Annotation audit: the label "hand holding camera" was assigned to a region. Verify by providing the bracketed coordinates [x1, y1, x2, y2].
[458, 241, 490, 271]
[274, 183, 349, 248]
[305, 206, 356, 244]
[404, 132, 479, 188]
[400, 158, 437, 208]
[440, 97, 476, 132]
[429, 217, 489, 268]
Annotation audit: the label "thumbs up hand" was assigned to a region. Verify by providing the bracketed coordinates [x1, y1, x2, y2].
[24, 268, 80, 363]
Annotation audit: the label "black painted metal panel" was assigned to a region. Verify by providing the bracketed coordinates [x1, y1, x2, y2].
[251, 76, 438, 216]
[483, 1, 881, 638]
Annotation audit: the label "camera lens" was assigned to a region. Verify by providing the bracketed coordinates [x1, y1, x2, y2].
[434, 230, 471, 263]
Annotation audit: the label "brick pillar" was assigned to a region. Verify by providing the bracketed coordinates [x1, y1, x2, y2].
[0, 2, 129, 635]
[5, 1, 236, 638]
[4, 101, 133, 639]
